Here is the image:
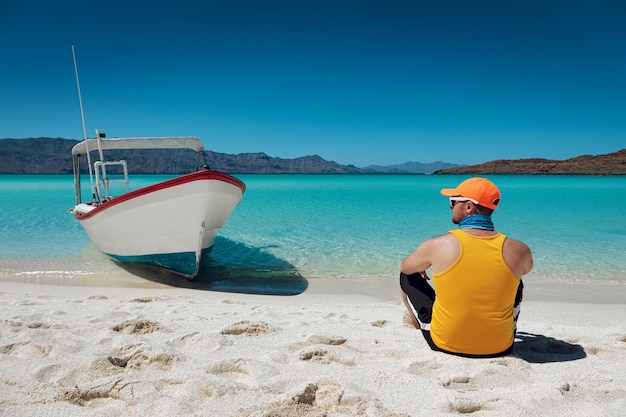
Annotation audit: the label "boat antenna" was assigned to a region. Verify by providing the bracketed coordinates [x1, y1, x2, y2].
[71, 44, 97, 201]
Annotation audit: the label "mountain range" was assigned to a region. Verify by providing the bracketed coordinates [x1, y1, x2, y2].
[0, 137, 458, 174]
[0, 137, 624, 175]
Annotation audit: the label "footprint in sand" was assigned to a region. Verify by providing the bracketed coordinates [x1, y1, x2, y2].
[441, 376, 472, 390]
[131, 296, 168, 303]
[407, 359, 444, 378]
[106, 343, 174, 371]
[35, 364, 64, 382]
[232, 381, 408, 417]
[299, 348, 330, 362]
[26, 322, 64, 329]
[0, 319, 23, 330]
[87, 295, 108, 300]
[287, 335, 347, 352]
[298, 348, 357, 367]
[289, 335, 355, 366]
[62, 374, 160, 406]
[220, 321, 278, 336]
[1, 341, 49, 358]
[0, 320, 64, 331]
[112, 319, 164, 334]
[441, 363, 528, 392]
[447, 398, 491, 414]
[166, 331, 200, 349]
[489, 356, 530, 371]
[207, 359, 251, 384]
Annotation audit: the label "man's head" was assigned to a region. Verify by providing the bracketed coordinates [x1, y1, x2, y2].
[440, 177, 501, 217]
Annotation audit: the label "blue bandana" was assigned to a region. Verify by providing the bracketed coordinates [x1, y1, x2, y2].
[459, 214, 495, 231]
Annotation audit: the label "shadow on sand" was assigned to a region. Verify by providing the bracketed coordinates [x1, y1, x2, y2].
[119, 237, 309, 296]
[512, 332, 586, 363]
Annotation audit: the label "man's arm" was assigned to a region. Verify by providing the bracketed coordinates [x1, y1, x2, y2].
[401, 238, 435, 276]
[502, 238, 534, 278]
[401, 234, 460, 277]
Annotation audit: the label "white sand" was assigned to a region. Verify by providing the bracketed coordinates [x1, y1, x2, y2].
[1, 278, 625, 417]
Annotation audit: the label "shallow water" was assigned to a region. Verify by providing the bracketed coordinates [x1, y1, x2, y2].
[1, 174, 624, 286]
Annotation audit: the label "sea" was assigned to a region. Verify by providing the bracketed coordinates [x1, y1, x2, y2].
[1, 174, 625, 292]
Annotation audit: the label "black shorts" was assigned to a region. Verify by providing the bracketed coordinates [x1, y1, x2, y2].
[400, 272, 523, 358]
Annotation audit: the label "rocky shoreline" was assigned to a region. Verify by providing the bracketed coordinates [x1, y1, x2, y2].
[434, 149, 626, 175]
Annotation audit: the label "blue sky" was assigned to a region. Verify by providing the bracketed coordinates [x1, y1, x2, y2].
[1, 0, 625, 166]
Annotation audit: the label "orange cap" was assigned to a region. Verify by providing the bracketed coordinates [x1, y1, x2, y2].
[440, 177, 501, 209]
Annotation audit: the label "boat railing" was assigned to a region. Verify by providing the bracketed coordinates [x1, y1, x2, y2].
[72, 132, 205, 205]
[94, 160, 129, 201]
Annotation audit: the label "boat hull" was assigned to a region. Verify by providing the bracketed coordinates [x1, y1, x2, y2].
[74, 170, 245, 278]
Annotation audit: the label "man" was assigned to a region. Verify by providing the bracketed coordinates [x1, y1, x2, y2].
[400, 177, 533, 357]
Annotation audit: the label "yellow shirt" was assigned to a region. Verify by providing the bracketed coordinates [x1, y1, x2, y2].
[431, 229, 519, 355]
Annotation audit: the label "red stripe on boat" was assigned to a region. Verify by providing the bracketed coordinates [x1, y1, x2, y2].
[75, 169, 245, 220]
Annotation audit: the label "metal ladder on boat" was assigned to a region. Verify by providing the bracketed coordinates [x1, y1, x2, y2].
[94, 160, 129, 201]
[93, 129, 129, 202]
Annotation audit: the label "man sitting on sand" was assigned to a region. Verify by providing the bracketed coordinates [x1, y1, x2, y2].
[400, 177, 533, 357]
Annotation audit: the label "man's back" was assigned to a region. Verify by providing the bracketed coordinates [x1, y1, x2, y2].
[430, 230, 521, 354]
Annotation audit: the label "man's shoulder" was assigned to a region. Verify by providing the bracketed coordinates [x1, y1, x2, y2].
[422, 232, 459, 250]
[426, 232, 456, 243]
[502, 235, 534, 275]
[503, 236, 533, 268]
[503, 235, 531, 251]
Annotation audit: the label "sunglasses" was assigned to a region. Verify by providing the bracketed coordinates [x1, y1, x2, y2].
[449, 197, 479, 209]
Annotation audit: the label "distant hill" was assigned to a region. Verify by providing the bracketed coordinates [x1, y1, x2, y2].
[203, 151, 361, 174]
[363, 161, 461, 174]
[0, 138, 77, 174]
[435, 149, 626, 175]
[0, 137, 362, 174]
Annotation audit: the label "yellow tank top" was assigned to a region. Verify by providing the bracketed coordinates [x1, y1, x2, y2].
[431, 229, 519, 355]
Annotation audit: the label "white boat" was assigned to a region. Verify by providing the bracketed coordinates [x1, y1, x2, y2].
[71, 131, 246, 278]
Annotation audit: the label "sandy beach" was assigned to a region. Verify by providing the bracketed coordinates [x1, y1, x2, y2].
[1, 276, 625, 417]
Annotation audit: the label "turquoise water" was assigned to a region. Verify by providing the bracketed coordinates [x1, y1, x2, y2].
[1, 174, 625, 285]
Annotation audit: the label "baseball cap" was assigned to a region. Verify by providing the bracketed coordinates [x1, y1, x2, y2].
[440, 177, 501, 210]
